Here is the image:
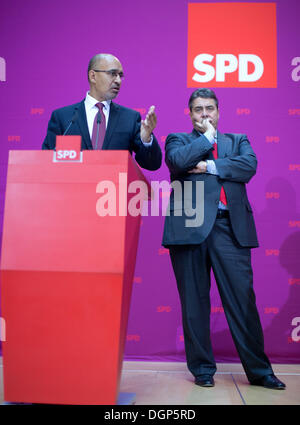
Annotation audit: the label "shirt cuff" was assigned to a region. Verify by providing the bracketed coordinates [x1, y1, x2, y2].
[141, 134, 153, 146]
[206, 160, 219, 175]
[203, 130, 215, 144]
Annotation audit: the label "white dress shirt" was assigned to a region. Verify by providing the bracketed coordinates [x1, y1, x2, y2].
[203, 130, 227, 210]
[84, 92, 110, 139]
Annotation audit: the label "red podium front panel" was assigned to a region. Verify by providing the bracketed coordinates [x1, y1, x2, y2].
[1, 149, 149, 404]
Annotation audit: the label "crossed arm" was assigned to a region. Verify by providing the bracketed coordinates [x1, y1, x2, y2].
[165, 133, 257, 184]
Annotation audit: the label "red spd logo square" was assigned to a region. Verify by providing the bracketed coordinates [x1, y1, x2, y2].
[53, 135, 82, 162]
[187, 3, 277, 88]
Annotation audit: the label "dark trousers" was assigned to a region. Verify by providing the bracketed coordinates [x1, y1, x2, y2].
[169, 215, 273, 382]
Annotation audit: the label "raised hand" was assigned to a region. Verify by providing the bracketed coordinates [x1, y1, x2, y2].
[141, 105, 157, 143]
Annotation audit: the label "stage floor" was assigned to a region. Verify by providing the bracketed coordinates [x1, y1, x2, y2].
[120, 361, 300, 405]
[1, 358, 299, 405]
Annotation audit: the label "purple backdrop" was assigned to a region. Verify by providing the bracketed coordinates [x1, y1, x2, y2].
[0, 0, 299, 363]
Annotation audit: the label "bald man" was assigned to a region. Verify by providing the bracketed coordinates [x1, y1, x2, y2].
[42, 54, 162, 171]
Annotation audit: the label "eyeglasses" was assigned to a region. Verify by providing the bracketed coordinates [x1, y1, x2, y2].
[93, 69, 124, 80]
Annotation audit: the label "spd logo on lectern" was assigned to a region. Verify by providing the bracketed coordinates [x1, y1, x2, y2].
[187, 3, 277, 88]
[56, 150, 78, 160]
[53, 135, 83, 162]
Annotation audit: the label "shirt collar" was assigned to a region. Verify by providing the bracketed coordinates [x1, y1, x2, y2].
[196, 129, 218, 142]
[85, 91, 111, 111]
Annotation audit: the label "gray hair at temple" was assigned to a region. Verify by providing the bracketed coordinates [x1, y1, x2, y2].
[188, 88, 219, 111]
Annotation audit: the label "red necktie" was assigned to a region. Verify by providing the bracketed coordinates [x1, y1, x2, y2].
[212, 142, 227, 206]
[92, 103, 106, 150]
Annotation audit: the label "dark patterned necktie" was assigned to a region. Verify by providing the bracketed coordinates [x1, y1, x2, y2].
[92, 103, 106, 149]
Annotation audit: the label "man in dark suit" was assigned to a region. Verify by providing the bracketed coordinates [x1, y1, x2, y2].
[42, 53, 162, 171]
[163, 88, 285, 390]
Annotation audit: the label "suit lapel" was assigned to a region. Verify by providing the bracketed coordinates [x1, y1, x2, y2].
[102, 102, 120, 149]
[191, 129, 231, 159]
[77, 100, 93, 149]
[216, 131, 231, 158]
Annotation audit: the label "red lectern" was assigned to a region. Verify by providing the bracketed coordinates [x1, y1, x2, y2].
[0, 146, 150, 404]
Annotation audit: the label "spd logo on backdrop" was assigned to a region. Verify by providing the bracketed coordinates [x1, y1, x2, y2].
[187, 3, 277, 88]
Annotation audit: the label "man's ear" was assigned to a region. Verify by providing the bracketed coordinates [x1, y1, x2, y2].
[89, 70, 96, 84]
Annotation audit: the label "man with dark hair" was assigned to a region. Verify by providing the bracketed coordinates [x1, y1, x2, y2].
[42, 53, 162, 171]
[162, 88, 285, 390]
[188, 88, 219, 110]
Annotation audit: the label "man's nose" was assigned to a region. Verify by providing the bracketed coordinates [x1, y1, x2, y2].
[115, 74, 122, 84]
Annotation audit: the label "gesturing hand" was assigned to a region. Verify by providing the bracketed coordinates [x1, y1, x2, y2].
[141, 105, 157, 143]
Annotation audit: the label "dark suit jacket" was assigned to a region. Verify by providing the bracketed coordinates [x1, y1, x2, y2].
[42, 100, 162, 171]
[162, 130, 259, 248]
